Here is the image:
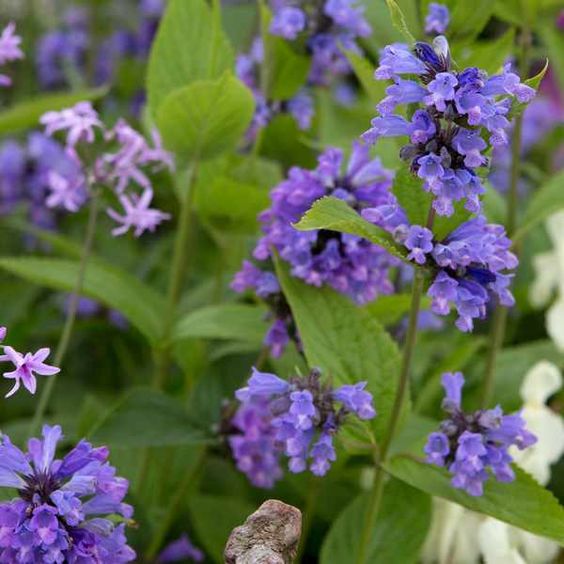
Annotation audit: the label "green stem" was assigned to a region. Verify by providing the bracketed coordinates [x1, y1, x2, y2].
[153, 163, 199, 389]
[29, 192, 100, 436]
[356, 267, 427, 564]
[145, 449, 207, 560]
[481, 26, 530, 408]
[296, 477, 321, 562]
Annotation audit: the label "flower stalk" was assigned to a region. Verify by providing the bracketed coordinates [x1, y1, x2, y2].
[29, 190, 100, 436]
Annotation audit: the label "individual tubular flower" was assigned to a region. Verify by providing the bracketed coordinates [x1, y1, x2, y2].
[248, 143, 398, 304]
[40, 102, 173, 237]
[269, 0, 371, 85]
[235, 37, 314, 143]
[227, 368, 376, 487]
[0, 425, 135, 562]
[364, 36, 536, 216]
[377, 213, 518, 332]
[424, 372, 536, 496]
[424, 3, 450, 35]
[0, 22, 23, 87]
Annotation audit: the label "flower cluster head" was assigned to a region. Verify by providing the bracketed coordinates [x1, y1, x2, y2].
[0, 22, 23, 87]
[227, 367, 376, 488]
[0, 425, 135, 562]
[389, 215, 517, 331]
[0, 327, 59, 398]
[236, 37, 314, 143]
[424, 372, 536, 496]
[424, 3, 450, 36]
[231, 261, 298, 358]
[40, 102, 173, 237]
[363, 36, 536, 216]
[269, 0, 371, 85]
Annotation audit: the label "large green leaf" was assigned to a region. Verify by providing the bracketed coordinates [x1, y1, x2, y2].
[320, 478, 430, 564]
[0, 87, 107, 135]
[0, 257, 165, 344]
[386, 456, 564, 545]
[294, 196, 408, 262]
[365, 294, 431, 327]
[275, 260, 403, 443]
[89, 388, 210, 447]
[156, 73, 254, 162]
[448, 0, 495, 41]
[189, 495, 255, 563]
[146, 0, 234, 115]
[513, 170, 564, 242]
[173, 304, 268, 346]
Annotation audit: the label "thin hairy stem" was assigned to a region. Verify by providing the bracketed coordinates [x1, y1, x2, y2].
[29, 192, 100, 436]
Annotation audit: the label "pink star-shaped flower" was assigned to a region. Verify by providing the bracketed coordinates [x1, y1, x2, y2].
[0, 347, 60, 398]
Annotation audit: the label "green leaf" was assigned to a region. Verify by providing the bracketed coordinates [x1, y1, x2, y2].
[0, 87, 107, 135]
[189, 495, 255, 563]
[321, 478, 430, 564]
[344, 50, 387, 104]
[0, 257, 165, 344]
[386, 456, 564, 545]
[173, 304, 268, 346]
[146, 0, 234, 115]
[294, 196, 408, 262]
[448, 0, 495, 41]
[89, 388, 209, 447]
[385, 0, 416, 43]
[391, 166, 471, 240]
[156, 73, 254, 161]
[365, 294, 432, 326]
[275, 260, 403, 443]
[259, 4, 310, 100]
[513, 169, 564, 242]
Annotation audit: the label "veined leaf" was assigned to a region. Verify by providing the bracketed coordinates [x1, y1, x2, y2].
[146, 0, 234, 115]
[0, 257, 165, 344]
[385, 0, 416, 43]
[294, 196, 408, 262]
[275, 259, 404, 443]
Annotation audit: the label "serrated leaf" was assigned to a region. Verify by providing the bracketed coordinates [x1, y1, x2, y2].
[275, 259, 404, 443]
[156, 74, 254, 161]
[0, 257, 165, 344]
[513, 169, 564, 242]
[365, 294, 431, 326]
[0, 87, 107, 135]
[294, 196, 408, 262]
[173, 304, 268, 346]
[321, 478, 430, 564]
[385, 0, 416, 43]
[89, 388, 210, 447]
[386, 456, 564, 545]
[146, 0, 234, 115]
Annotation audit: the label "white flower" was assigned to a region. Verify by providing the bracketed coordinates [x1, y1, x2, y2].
[530, 211, 564, 350]
[422, 361, 564, 564]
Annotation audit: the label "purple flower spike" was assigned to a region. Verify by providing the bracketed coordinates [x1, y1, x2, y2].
[41, 102, 102, 147]
[0, 426, 135, 562]
[405, 225, 434, 264]
[270, 7, 306, 40]
[0, 23, 23, 87]
[228, 368, 376, 487]
[424, 372, 537, 496]
[0, 346, 60, 398]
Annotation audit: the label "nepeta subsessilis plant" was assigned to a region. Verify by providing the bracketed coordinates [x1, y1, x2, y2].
[0, 22, 23, 87]
[40, 102, 173, 237]
[363, 36, 536, 216]
[425, 372, 537, 496]
[226, 367, 375, 487]
[0, 425, 135, 562]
